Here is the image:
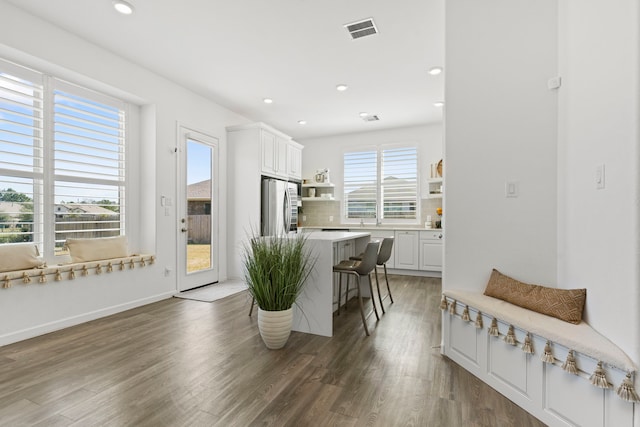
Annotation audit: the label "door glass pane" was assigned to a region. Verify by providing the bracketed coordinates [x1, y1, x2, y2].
[186, 139, 212, 273]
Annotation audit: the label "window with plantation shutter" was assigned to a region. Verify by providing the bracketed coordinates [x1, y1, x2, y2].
[343, 145, 419, 223]
[0, 61, 44, 248]
[53, 81, 125, 254]
[0, 58, 128, 258]
[344, 150, 377, 218]
[381, 147, 417, 219]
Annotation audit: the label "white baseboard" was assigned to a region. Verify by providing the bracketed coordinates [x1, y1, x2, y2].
[0, 291, 175, 347]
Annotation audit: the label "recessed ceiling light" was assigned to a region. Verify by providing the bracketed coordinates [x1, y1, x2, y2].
[433, 101, 445, 107]
[263, 98, 273, 104]
[336, 84, 349, 92]
[428, 66, 443, 76]
[359, 112, 369, 117]
[298, 120, 307, 125]
[113, 0, 134, 15]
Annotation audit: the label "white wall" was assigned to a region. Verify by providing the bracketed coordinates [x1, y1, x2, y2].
[0, 3, 248, 345]
[557, 0, 640, 367]
[444, 0, 559, 291]
[300, 123, 443, 205]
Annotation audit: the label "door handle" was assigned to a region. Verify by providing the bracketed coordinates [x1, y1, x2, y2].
[181, 228, 188, 233]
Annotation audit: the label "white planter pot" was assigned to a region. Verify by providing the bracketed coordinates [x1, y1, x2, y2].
[257, 307, 293, 349]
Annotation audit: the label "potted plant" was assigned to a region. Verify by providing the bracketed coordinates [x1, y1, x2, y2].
[241, 232, 316, 349]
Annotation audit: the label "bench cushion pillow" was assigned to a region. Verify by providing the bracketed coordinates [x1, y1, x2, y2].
[65, 235, 128, 263]
[0, 243, 45, 273]
[484, 268, 586, 324]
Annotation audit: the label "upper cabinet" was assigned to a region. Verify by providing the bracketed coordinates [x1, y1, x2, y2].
[229, 122, 303, 181]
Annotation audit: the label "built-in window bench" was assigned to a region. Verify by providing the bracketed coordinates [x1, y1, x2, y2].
[1, 255, 155, 288]
[442, 289, 638, 427]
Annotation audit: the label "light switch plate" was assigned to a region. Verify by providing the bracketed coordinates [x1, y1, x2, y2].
[505, 181, 519, 198]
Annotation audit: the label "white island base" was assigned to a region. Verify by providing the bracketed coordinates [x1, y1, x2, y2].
[292, 231, 371, 337]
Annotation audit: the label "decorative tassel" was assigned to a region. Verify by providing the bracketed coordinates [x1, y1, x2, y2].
[107, 262, 113, 273]
[504, 325, 517, 345]
[448, 300, 457, 315]
[140, 258, 146, 267]
[488, 317, 499, 337]
[475, 311, 483, 329]
[616, 373, 640, 403]
[96, 264, 102, 275]
[38, 271, 47, 283]
[55, 269, 62, 281]
[521, 333, 534, 354]
[562, 350, 579, 375]
[81, 265, 89, 276]
[589, 361, 611, 389]
[129, 259, 135, 269]
[439, 294, 448, 310]
[461, 305, 471, 322]
[22, 272, 31, 284]
[541, 341, 554, 363]
[3, 275, 11, 289]
[150, 256, 155, 265]
[119, 260, 125, 271]
[69, 269, 76, 280]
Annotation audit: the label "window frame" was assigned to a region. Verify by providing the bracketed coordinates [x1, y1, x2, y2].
[342, 142, 421, 226]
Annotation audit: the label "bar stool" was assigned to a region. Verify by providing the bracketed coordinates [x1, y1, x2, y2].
[333, 241, 380, 336]
[350, 237, 394, 313]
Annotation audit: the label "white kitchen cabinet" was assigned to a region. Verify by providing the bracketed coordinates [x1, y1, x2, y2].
[287, 143, 302, 180]
[394, 230, 419, 270]
[260, 130, 290, 179]
[419, 230, 443, 271]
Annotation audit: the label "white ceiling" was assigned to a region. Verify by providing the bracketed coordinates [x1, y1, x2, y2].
[6, 0, 444, 140]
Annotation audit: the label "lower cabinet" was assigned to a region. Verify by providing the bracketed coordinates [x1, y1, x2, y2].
[419, 230, 444, 271]
[394, 230, 419, 270]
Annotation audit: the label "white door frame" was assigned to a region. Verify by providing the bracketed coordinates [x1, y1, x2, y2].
[177, 125, 219, 291]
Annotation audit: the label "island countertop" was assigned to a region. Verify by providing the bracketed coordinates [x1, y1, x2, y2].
[302, 230, 371, 242]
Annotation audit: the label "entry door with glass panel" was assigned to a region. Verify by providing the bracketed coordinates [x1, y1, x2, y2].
[178, 128, 218, 291]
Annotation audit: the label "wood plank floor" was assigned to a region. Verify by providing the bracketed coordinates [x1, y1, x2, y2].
[0, 276, 547, 427]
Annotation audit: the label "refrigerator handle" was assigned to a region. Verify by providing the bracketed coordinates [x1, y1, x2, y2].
[283, 188, 291, 234]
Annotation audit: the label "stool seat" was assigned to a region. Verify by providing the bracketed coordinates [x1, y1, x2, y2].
[349, 237, 395, 313]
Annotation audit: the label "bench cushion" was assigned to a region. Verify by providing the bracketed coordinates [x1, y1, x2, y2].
[0, 243, 44, 273]
[65, 235, 128, 263]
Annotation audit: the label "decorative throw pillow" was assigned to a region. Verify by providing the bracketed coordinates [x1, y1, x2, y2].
[0, 243, 45, 273]
[65, 235, 128, 263]
[483, 268, 586, 324]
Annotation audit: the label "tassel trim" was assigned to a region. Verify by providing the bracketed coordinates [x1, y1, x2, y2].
[38, 271, 47, 283]
[81, 265, 89, 276]
[439, 294, 448, 310]
[461, 305, 471, 322]
[23, 272, 31, 284]
[69, 269, 76, 280]
[521, 332, 534, 354]
[562, 350, 579, 375]
[488, 317, 499, 337]
[589, 362, 611, 389]
[119, 260, 125, 271]
[504, 325, 517, 345]
[617, 373, 640, 403]
[129, 259, 135, 269]
[449, 300, 457, 315]
[107, 262, 113, 273]
[3, 275, 11, 289]
[541, 341, 554, 363]
[475, 311, 483, 329]
[55, 269, 62, 281]
[96, 264, 102, 275]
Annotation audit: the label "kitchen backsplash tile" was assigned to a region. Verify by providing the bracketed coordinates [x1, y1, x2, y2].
[299, 198, 443, 228]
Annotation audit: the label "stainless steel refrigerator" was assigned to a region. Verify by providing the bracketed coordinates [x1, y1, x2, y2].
[261, 177, 298, 236]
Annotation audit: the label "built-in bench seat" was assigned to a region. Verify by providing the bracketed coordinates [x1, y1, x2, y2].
[442, 289, 638, 427]
[2, 254, 155, 288]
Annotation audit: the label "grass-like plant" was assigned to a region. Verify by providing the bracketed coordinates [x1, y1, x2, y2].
[242, 232, 316, 311]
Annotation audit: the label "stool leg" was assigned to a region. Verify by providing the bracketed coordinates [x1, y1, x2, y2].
[337, 273, 342, 315]
[356, 275, 370, 336]
[344, 275, 350, 310]
[384, 264, 394, 303]
[249, 296, 255, 316]
[367, 272, 380, 321]
[374, 266, 385, 314]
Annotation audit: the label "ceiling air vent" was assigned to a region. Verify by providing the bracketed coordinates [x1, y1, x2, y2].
[345, 18, 378, 40]
[362, 115, 380, 122]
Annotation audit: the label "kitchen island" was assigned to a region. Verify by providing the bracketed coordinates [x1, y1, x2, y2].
[292, 231, 371, 337]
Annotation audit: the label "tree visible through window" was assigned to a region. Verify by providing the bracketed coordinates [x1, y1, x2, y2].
[344, 146, 418, 222]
